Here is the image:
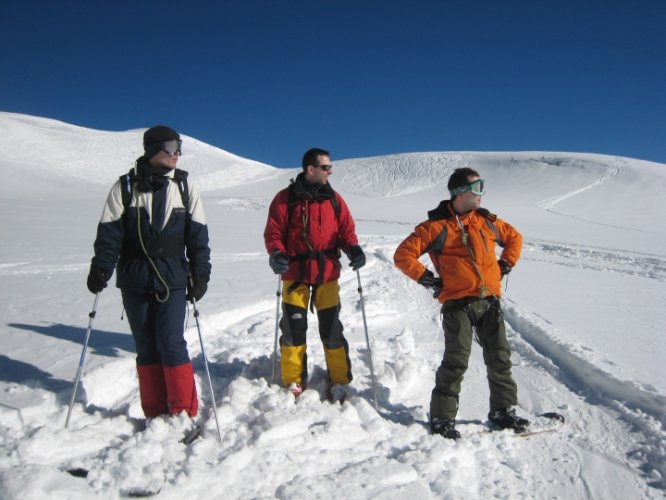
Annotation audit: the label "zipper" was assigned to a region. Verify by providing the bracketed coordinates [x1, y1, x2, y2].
[455, 214, 490, 298]
[479, 229, 489, 253]
[302, 200, 314, 251]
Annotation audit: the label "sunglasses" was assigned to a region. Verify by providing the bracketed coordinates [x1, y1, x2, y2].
[315, 163, 333, 172]
[160, 139, 182, 156]
[450, 179, 485, 196]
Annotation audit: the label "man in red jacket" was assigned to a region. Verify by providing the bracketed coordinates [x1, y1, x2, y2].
[263, 148, 365, 400]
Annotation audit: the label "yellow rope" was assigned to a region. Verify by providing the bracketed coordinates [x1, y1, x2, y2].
[136, 198, 170, 303]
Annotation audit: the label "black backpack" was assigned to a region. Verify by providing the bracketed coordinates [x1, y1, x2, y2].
[286, 182, 340, 225]
[119, 168, 190, 213]
[284, 182, 343, 288]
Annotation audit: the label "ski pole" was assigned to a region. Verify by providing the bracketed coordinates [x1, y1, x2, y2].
[190, 294, 223, 444]
[271, 275, 281, 386]
[65, 292, 100, 428]
[356, 269, 379, 411]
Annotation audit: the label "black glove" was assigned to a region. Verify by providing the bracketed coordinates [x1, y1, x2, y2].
[417, 269, 443, 298]
[498, 259, 512, 277]
[187, 275, 209, 302]
[346, 245, 366, 270]
[86, 266, 110, 294]
[269, 251, 289, 275]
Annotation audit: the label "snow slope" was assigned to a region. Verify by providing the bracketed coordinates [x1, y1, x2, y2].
[0, 112, 664, 499]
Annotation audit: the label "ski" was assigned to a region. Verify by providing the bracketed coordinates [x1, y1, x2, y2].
[428, 412, 565, 440]
[66, 467, 89, 478]
[483, 411, 565, 438]
[64, 422, 202, 494]
[124, 485, 163, 497]
[65, 468, 163, 497]
[180, 423, 203, 445]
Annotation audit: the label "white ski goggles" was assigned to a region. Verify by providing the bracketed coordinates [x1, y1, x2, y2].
[160, 139, 182, 156]
[450, 179, 485, 196]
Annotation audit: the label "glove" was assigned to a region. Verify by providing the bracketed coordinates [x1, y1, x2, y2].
[498, 259, 512, 277]
[187, 275, 209, 302]
[269, 251, 289, 275]
[417, 269, 443, 298]
[346, 245, 366, 270]
[86, 266, 110, 294]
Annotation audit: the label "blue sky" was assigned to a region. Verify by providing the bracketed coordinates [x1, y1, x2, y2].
[2, 1, 664, 167]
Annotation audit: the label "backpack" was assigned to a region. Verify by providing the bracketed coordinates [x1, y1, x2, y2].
[284, 182, 342, 288]
[119, 168, 190, 214]
[425, 207, 504, 256]
[286, 182, 340, 225]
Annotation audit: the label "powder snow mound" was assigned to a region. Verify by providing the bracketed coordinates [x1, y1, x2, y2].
[2, 112, 663, 204]
[0, 112, 278, 192]
[334, 152, 469, 197]
[329, 150, 664, 255]
[333, 150, 663, 200]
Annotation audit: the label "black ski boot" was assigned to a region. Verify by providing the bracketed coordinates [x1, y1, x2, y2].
[430, 417, 461, 440]
[488, 408, 530, 433]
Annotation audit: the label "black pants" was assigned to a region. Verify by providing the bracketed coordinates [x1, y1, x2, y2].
[122, 288, 190, 367]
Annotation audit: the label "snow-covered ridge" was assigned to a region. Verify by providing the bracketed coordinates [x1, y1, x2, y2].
[0, 112, 278, 190]
[334, 150, 664, 201]
[2, 112, 663, 199]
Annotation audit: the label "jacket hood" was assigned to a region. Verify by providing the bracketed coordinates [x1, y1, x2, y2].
[130, 158, 180, 193]
[427, 200, 455, 221]
[427, 200, 496, 222]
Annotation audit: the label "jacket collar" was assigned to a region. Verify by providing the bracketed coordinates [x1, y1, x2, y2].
[135, 156, 176, 179]
[427, 200, 456, 221]
[291, 172, 334, 201]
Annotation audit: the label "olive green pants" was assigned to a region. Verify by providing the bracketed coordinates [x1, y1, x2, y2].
[430, 297, 518, 419]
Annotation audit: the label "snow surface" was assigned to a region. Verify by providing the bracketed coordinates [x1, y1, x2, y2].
[0, 111, 664, 499]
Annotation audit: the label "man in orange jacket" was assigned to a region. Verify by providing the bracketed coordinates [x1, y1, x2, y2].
[264, 148, 365, 400]
[394, 167, 528, 439]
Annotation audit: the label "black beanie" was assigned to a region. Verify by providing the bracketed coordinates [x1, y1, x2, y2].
[143, 125, 180, 158]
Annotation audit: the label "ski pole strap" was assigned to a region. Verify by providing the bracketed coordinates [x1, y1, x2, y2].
[285, 281, 319, 313]
[286, 280, 302, 294]
[309, 284, 319, 313]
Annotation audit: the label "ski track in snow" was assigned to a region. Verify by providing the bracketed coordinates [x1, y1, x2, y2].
[1, 237, 663, 499]
[522, 239, 666, 281]
[337, 153, 469, 197]
[503, 301, 666, 488]
[208, 197, 268, 211]
[532, 157, 648, 233]
[535, 157, 625, 210]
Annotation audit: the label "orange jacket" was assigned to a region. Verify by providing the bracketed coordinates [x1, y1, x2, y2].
[394, 200, 522, 302]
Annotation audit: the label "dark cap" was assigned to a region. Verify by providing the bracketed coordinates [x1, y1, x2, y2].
[143, 125, 180, 158]
[447, 167, 480, 195]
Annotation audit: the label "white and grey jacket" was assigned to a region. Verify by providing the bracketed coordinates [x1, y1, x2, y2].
[90, 162, 211, 292]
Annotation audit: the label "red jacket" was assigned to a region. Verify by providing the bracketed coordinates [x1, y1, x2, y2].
[394, 200, 522, 302]
[264, 174, 359, 284]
